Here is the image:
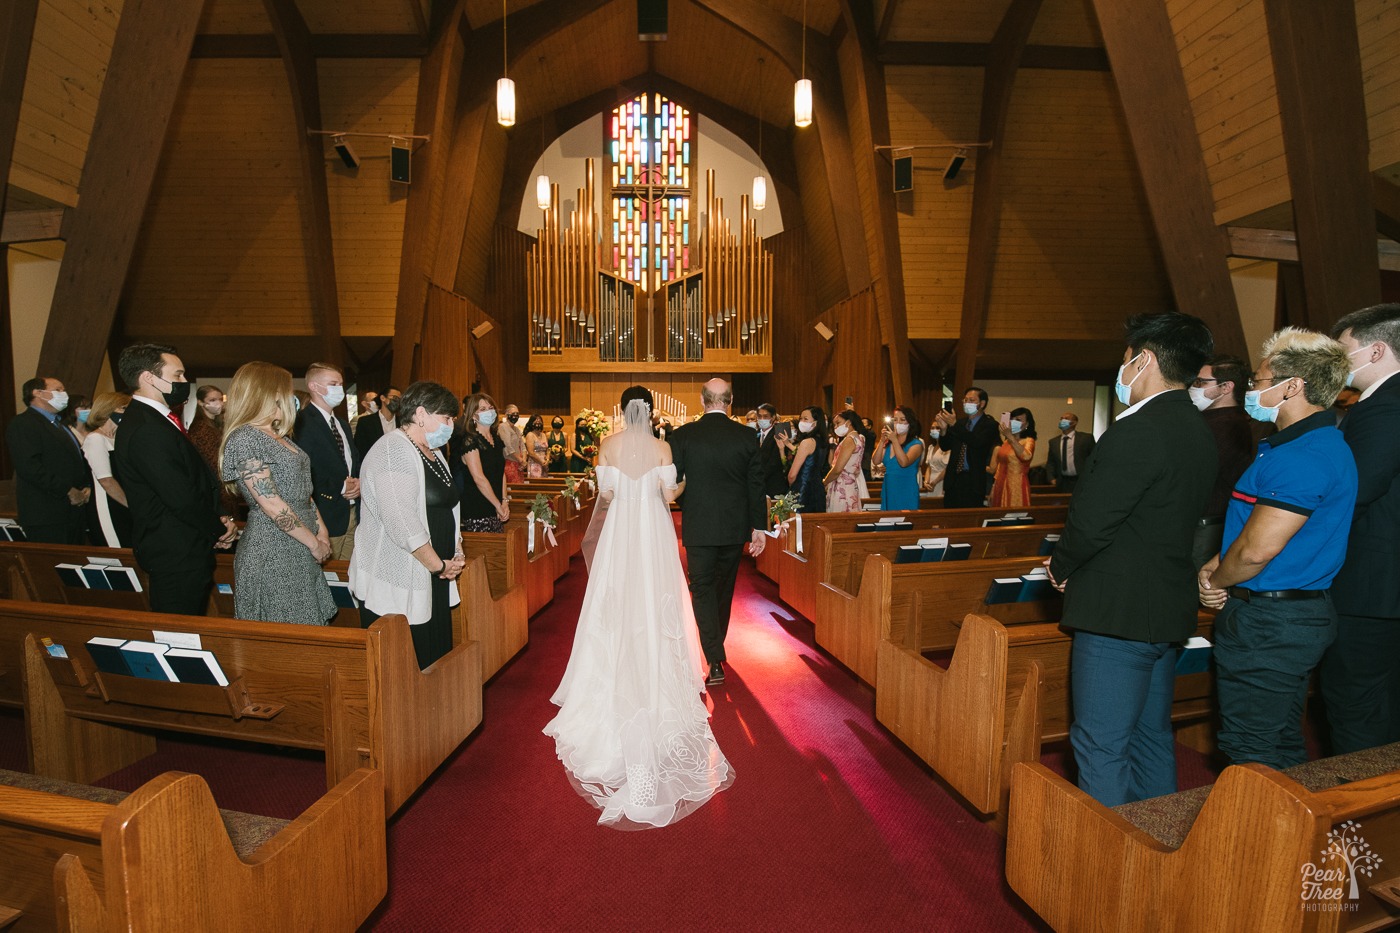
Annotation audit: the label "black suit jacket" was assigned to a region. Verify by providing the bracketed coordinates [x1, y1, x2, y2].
[755, 427, 788, 498]
[111, 400, 224, 575]
[669, 412, 767, 547]
[296, 406, 362, 537]
[1045, 431, 1096, 483]
[939, 413, 1001, 475]
[353, 413, 389, 458]
[1049, 390, 1217, 643]
[1332, 374, 1400, 618]
[4, 407, 90, 533]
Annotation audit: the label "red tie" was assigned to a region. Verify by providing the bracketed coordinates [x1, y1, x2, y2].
[167, 411, 188, 436]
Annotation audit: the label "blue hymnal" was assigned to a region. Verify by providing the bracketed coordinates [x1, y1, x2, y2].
[896, 545, 923, 564]
[984, 577, 1024, 604]
[118, 641, 177, 681]
[1017, 573, 1054, 602]
[1175, 636, 1212, 675]
[86, 637, 132, 676]
[1038, 534, 1060, 556]
[56, 563, 88, 588]
[944, 543, 972, 561]
[80, 565, 112, 590]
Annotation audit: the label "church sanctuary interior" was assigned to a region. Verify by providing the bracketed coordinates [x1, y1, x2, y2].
[3, 0, 1400, 929]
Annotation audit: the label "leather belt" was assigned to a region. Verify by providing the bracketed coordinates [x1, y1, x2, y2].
[1226, 587, 1326, 602]
[1196, 516, 1225, 527]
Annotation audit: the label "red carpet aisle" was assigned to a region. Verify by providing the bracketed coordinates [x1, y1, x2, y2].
[365, 554, 1046, 932]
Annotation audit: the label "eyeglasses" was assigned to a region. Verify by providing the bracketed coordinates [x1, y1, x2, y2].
[1247, 375, 1304, 390]
[1190, 378, 1219, 388]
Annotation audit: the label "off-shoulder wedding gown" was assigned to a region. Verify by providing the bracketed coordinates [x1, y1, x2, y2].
[543, 461, 734, 828]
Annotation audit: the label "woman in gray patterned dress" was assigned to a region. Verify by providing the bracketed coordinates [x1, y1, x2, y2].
[219, 361, 336, 625]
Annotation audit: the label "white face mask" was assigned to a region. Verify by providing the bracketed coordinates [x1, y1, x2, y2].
[894, 422, 908, 435]
[834, 424, 850, 437]
[930, 430, 940, 440]
[797, 420, 814, 433]
[1345, 345, 1377, 389]
[1115, 351, 1147, 406]
[962, 402, 979, 417]
[47, 390, 70, 412]
[1187, 386, 1214, 412]
[321, 384, 345, 407]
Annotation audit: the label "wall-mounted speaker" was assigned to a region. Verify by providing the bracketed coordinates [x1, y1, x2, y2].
[472, 321, 495, 339]
[332, 135, 359, 170]
[390, 140, 411, 184]
[814, 321, 836, 342]
[944, 148, 968, 182]
[638, 0, 667, 40]
[893, 155, 913, 192]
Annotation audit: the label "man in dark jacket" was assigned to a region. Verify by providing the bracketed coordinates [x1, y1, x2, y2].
[5, 376, 91, 543]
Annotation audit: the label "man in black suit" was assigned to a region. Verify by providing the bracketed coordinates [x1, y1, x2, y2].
[112, 344, 237, 615]
[1045, 411, 1095, 493]
[934, 387, 1001, 508]
[1320, 303, 1400, 753]
[5, 376, 91, 543]
[296, 362, 362, 561]
[1046, 313, 1217, 806]
[353, 385, 400, 458]
[669, 378, 768, 686]
[753, 402, 788, 499]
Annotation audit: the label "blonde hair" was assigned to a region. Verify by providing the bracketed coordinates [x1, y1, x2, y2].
[219, 362, 297, 488]
[87, 392, 130, 431]
[1260, 327, 1350, 407]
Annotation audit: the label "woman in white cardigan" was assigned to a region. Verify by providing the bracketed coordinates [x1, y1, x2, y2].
[350, 381, 465, 669]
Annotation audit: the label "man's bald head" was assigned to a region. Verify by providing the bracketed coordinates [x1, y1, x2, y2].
[701, 378, 732, 411]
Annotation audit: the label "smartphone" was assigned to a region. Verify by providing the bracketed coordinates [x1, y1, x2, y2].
[943, 401, 954, 413]
[844, 396, 854, 407]
[883, 415, 892, 424]
[1000, 412, 1012, 428]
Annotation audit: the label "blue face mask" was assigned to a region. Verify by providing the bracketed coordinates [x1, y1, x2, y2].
[478, 409, 497, 426]
[1009, 420, 1023, 434]
[76, 409, 91, 424]
[1059, 419, 1072, 430]
[1115, 351, 1146, 406]
[425, 421, 453, 449]
[1243, 381, 1288, 424]
[757, 418, 772, 431]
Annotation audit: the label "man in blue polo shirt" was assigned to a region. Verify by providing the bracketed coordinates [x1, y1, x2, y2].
[1198, 328, 1357, 769]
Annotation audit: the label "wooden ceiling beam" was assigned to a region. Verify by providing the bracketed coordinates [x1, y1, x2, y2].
[877, 41, 1108, 70]
[191, 34, 430, 58]
[1264, 0, 1380, 328]
[1, 208, 70, 244]
[36, 0, 205, 394]
[1373, 175, 1400, 245]
[876, 0, 899, 45]
[1089, 0, 1246, 359]
[841, 0, 912, 403]
[1227, 226, 1400, 272]
[953, 0, 1043, 396]
[393, 0, 469, 387]
[263, 0, 344, 371]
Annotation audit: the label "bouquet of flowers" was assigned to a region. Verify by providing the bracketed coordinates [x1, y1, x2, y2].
[579, 408, 610, 441]
[581, 443, 599, 460]
[548, 442, 564, 461]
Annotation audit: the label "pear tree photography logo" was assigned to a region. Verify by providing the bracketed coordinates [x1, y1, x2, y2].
[1300, 820, 1384, 912]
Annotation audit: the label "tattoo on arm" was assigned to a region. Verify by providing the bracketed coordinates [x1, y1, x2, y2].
[272, 507, 304, 533]
[239, 457, 282, 502]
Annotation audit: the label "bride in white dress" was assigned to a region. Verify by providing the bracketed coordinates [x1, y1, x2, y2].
[543, 389, 734, 828]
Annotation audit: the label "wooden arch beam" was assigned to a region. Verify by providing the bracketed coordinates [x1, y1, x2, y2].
[952, 0, 1043, 396]
[36, 0, 206, 394]
[263, 0, 343, 371]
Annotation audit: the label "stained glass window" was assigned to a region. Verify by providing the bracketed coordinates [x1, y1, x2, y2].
[609, 93, 692, 290]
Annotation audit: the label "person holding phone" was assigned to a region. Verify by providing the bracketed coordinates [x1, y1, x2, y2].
[935, 387, 1001, 508]
[989, 408, 1037, 508]
[873, 406, 924, 511]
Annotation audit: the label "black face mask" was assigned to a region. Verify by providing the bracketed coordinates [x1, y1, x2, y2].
[109, 411, 123, 426]
[552, 421, 563, 429]
[384, 397, 400, 415]
[153, 375, 191, 410]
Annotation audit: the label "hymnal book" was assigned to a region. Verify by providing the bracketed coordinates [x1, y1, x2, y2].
[216, 583, 233, 595]
[944, 543, 972, 561]
[104, 566, 143, 592]
[1016, 571, 1054, 602]
[119, 641, 177, 681]
[917, 537, 949, 562]
[877, 522, 913, 532]
[896, 545, 924, 564]
[41, 637, 68, 659]
[1038, 534, 1061, 557]
[984, 577, 1026, 604]
[86, 637, 133, 675]
[327, 579, 358, 609]
[1175, 636, 1213, 675]
[164, 647, 229, 686]
[0, 520, 26, 541]
[876, 515, 905, 525]
[983, 512, 1035, 528]
[856, 522, 878, 533]
[80, 565, 113, 590]
[861, 503, 882, 511]
[55, 563, 89, 588]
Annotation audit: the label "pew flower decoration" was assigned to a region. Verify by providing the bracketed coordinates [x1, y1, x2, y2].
[582, 465, 597, 494]
[563, 475, 582, 508]
[769, 492, 801, 529]
[527, 493, 558, 553]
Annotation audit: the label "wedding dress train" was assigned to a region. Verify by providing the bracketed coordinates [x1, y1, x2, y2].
[543, 460, 734, 828]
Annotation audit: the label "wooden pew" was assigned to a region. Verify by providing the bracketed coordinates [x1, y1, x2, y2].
[508, 479, 596, 559]
[775, 522, 1061, 623]
[1007, 750, 1400, 931]
[1, 600, 482, 815]
[505, 493, 572, 583]
[0, 767, 385, 933]
[0, 540, 528, 683]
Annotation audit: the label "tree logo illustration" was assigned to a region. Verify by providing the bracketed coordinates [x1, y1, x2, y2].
[1301, 821, 1385, 906]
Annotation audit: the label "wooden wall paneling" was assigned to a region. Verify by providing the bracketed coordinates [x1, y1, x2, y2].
[952, 0, 1043, 395]
[36, 0, 206, 394]
[418, 282, 473, 398]
[1262, 0, 1381, 329]
[833, 288, 887, 417]
[391, 0, 467, 389]
[453, 103, 510, 304]
[0, 0, 39, 227]
[0, 257, 15, 479]
[1376, 176, 1400, 245]
[487, 225, 530, 405]
[263, 0, 344, 370]
[1358, 0, 1400, 171]
[1090, 0, 1246, 359]
[765, 226, 834, 412]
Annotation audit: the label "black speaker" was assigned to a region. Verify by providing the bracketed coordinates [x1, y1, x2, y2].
[893, 155, 913, 193]
[638, 0, 667, 40]
[390, 141, 411, 185]
[944, 149, 968, 182]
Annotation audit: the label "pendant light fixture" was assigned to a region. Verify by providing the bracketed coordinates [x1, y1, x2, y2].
[497, 0, 516, 127]
[536, 174, 551, 210]
[794, 0, 812, 128]
[753, 56, 767, 210]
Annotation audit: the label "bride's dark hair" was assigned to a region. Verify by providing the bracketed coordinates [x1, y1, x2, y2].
[620, 385, 653, 412]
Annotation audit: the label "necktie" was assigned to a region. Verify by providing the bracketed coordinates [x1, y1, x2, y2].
[1062, 436, 1070, 473]
[167, 411, 187, 436]
[330, 416, 347, 461]
[959, 427, 969, 472]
